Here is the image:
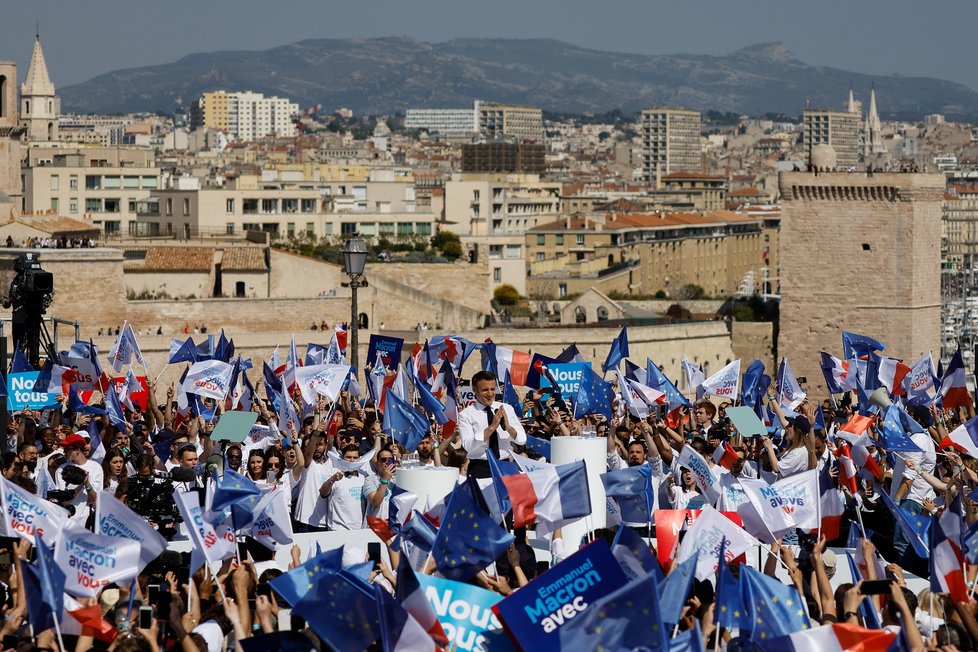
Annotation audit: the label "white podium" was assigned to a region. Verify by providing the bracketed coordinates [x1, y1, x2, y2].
[394, 465, 459, 510]
[550, 436, 607, 552]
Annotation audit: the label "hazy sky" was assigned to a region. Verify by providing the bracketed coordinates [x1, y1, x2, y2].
[4, 0, 976, 89]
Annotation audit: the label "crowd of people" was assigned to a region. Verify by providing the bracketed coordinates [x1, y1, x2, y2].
[0, 328, 977, 652]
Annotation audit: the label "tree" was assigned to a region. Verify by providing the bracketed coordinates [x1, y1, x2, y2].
[441, 241, 462, 260]
[493, 284, 520, 306]
[676, 284, 706, 300]
[432, 230, 460, 250]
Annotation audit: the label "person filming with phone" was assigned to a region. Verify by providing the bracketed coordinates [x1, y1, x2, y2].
[458, 370, 527, 479]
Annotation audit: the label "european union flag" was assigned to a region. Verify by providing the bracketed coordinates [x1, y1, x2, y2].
[740, 359, 766, 408]
[612, 524, 664, 585]
[294, 571, 379, 652]
[603, 325, 629, 372]
[214, 330, 234, 363]
[269, 546, 344, 607]
[574, 366, 614, 422]
[716, 551, 748, 630]
[431, 479, 514, 580]
[659, 553, 697, 624]
[647, 358, 691, 411]
[211, 468, 262, 513]
[413, 368, 448, 425]
[524, 434, 552, 459]
[842, 331, 886, 359]
[602, 465, 654, 524]
[740, 564, 809, 639]
[10, 348, 33, 373]
[69, 385, 107, 416]
[383, 390, 430, 452]
[878, 406, 923, 453]
[558, 574, 667, 651]
[880, 491, 931, 558]
[169, 337, 199, 364]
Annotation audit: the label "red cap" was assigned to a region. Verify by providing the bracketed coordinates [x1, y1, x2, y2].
[59, 434, 87, 449]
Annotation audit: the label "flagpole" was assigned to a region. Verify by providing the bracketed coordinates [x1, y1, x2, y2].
[154, 363, 170, 385]
[51, 611, 68, 652]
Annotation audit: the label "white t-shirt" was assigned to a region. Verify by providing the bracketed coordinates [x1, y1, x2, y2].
[295, 458, 333, 527]
[777, 447, 809, 478]
[327, 472, 365, 531]
[55, 458, 103, 525]
[890, 431, 937, 506]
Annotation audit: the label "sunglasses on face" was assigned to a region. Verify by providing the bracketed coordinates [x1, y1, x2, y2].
[227, 455, 242, 460]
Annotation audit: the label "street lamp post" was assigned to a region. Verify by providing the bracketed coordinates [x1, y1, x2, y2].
[343, 234, 368, 374]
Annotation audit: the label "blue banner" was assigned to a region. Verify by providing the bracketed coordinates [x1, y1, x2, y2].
[6, 372, 59, 411]
[367, 334, 404, 370]
[547, 363, 591, 403]
[492, 540, 628, 649]
[416, 574, 511, 652]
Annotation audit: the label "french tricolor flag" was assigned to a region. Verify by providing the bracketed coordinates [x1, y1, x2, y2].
[395, 555, 448, 647]
[931, 494, 968, 602]
[876, 355, 911, 396]
[712, 442, 740, 470]
[492, 344, 532, 387]
[767, 623, 895, 651]
[939, 349, 973, 409]
[940, 415, 978, 458]
[499, 459, 591, 533]
[816, 462, 844, 541]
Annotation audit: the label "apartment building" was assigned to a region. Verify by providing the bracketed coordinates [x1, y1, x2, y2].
[21, 146, 160, 235]
[641, 107, 702, 183]
[404, 108, 477, 138]
[190, 91, 298, 142]
[803, 109, 861, 169]
[476, 102, 544, 142]
[943, 183, 978, 270]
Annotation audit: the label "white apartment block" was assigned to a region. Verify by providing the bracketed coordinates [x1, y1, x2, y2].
[641, 107, 702, 183]
[476, 101, 544, 142]
[404, 108, 477, 138]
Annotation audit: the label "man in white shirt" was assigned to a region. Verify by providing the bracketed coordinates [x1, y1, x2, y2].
[53, 433, 102, 526]
[294, 431, 332, 532]
[457, 370, 526, 479]
[890, 410, 937, 559]
[321, 444, 366, 531]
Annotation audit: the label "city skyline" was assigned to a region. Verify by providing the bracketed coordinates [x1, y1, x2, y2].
[4, 0, 978, 91]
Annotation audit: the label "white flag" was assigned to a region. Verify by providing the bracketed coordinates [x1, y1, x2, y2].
[617, 370, 649, 419]
[172, 490, 235, 565]
[902, 353, 935, 401]
[777, 357, 806, 410]
[677, 505, 758, 581]
[0, 477, 68, 546]
[107, 321, 146, 373]
[182, 359, 234, 401]
[681, 358, 705, 392]
[245, 488, 294, 550]
[119, 369, 139, 411]
[626, 378, 665, 408]
[700, 360, 741, 401]
[55, 522, 142, 597]
[96, 490, 167, 576]
[740, 469, 819, 537]
[294, 364, 351, 405]
[677, 445, 721, 505]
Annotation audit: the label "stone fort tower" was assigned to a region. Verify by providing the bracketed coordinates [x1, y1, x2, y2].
[0, 60, 23, 219]
[778, 171, 943, 395]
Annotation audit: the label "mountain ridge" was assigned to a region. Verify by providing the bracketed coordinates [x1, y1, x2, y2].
[58, 37, 978, 120]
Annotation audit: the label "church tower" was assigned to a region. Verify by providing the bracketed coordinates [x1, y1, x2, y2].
[864, 87, 886, 158]
[19, 34, 59, 142]
[0, 59, 23, 218]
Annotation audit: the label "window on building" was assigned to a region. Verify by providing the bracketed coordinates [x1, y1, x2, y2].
[226, 199, 235, 214]
[360, 223, 377, 236]
[142, 176, 158, 189]
[105, 198, 121, 213]
[505, 245, 521, 259]
[50, 197, 58, 212]
[558, 283, 567, 298]
[85, 175, 100, 190]
[397, 222, 413, 236]
[306, 222, 315, 236]
[489, 245, 503, 259]
[243, 199, 258, 214]
[165, 198, 172, 215]
[536, 252, 545, 262]
[86, 198, 103, 213]
[261, 199, 277, 213]
[50, 175, 59, 191]
[123, 176, 139, 189]
[536, 234, 545, 245]
[103, 176, 121, 189]
[341, 222, 357, 235]
[378, 223, 394, 236]
[555, 234, 563, 245]
[128, 198, 137, 213]
[301, 198, 316, 213]
[287, 222, 296, 237]
[415, 223, 432, 236]
[69, 198, 77, 214]
[283, 199, 298, 213]
[493, 268, 502, 282]
[576, 234, 585, 245]
[226, 223, 235, 235]
[69, 175, 78, 190]
[183, 198, 190, 216]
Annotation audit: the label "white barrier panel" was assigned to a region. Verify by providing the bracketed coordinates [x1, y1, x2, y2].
[550, 436, 607, 553]
[394, 466, 459, 509]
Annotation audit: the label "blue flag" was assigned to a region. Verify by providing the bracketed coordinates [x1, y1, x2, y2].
[647, 358, 691, 411]
[670, 622, 705, 652]
[878, 406, 923, 453]
[10, 348, 33, 373]
[842, 331, 886, 359]
[431, 479, 515, 580]
[294, 571, 380, 652]
[612, 524, 664, 586]
[104, 380, 129, 430]
[603, 326, 629, 372]
[740, 359, 766, 408]
[211, 468, 262, 514]
[487, 451, 520, 516]
[413, 368, 448, 426]
[854, 376, 876, 417]
[524, 434, 552, 459]
[22, 532, 65, 634]
[214, 330, 234, 363]
[813, 405, 826, 431]
[525, 352, 561, 389]
[269, 546, 345, 607]
[602, 465, 654, 524]
[69, 385, 107, 416]
[502, 371, 522, 414]
[399, 510, 439, 553]
[716, 550, 748, 630]
[658, 553, 697, 625]
[382, 390, 430, 452]
[845, 551, 882, 629]
[740, 564, 809, 639]
[168, 337, 199, 364]
[558, 574, 667, 651]
[262, 361, 283, 397]
[880, 491, 931, 558]
[574, 366, 614, 421]
[556, 343, 584, 363]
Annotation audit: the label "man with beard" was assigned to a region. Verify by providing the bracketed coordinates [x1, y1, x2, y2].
[16, 442, 38, 476]
[53, 433, 102, 526]
[605, 420, 662, 532]
[416, 434, 441, 467]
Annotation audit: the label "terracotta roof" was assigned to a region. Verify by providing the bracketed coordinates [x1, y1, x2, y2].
[139, 247, 214, 272]
[730, 187, 762, 196]
[221, 247, 267, 272]
[8, 215, 100, 236]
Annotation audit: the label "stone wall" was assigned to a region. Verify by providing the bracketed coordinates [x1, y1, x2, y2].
[731, 321, 775, 371]
[778, 172, 943, 395]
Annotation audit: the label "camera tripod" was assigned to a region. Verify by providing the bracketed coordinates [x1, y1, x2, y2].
[14, 307, 58, 369]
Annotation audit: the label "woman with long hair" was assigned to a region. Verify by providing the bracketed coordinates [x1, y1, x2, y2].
[245, 450, 266, 483]
[102, 447, 127, 495]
